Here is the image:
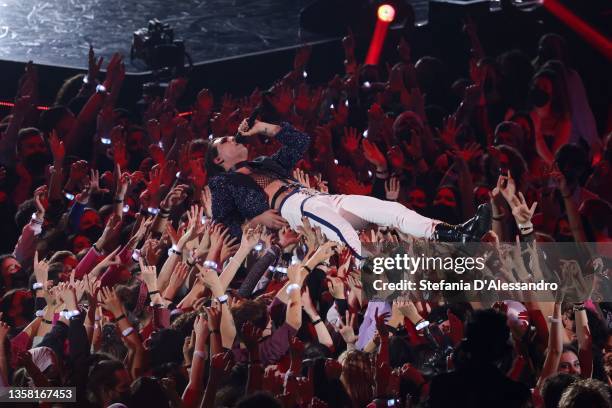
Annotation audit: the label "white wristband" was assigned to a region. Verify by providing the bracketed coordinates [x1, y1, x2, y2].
[35, 310, 44, 317]
[31, 213, 44, 224]
[217, 294, 229, 304]
[286, 283, 301, 295]
[415, 320, 430, 331]
[122, 327, 135, 337]
[548, 316, 560, 324]
[61, 310, 80, 319]
[194, 350, 207, 359]
[32, 282, 44, 290]
[204, 260, 219, 271]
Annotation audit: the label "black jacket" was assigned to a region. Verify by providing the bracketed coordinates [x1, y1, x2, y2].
[209, 122, 311, 237]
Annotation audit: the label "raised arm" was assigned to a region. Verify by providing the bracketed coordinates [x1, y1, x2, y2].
[537, 302, 562, 391]
[182, 314, 209, 408]
[574, 303, 593, 379]
[238, 119, 311, 170]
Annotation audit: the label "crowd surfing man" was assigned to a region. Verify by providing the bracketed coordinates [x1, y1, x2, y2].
[205, 118, 492, 257]
[0, 7, 611, 408]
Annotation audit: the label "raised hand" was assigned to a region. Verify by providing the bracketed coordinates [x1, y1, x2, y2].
[510, 192, 537, 226]
[89, 169, 110, 195]
[219, 232, 239, 264]
[309, 241, 339, 266]
[241, 225, 263, 250]
[327, 277, 345, 300]
[250, 209, 288, 230]
[99, 286, 124, 317]
[205, 303, 222, 332]
[49, 131, 65, 166]
[201, 186, 213, 218]
[68, 160, 89, 186]
[57, 282, 78, 311]
[293, 168, 311, 188]
[241, 321, 263, 351]
[138, 258, 158, 293]
[196, 264, 223, 296]
[161, 184, 189, 211]
[210, 352, 233, 377]
[343, 127, 360, 153]
[374, 308, 391, 338]
[385, 176, 400, 201]
[362, 139, 387, 170]
[33, 251, 49, 285]
[96, 246, 122, 269]
[33, 185, 47, 219]
[165, 262, 189, 298]
[498, 170, 516, 205]
[337, 311, 357, 344]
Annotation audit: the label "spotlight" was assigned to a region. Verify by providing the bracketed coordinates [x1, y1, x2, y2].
[366, 4, 395, 65]
[377, 4, 396, 22]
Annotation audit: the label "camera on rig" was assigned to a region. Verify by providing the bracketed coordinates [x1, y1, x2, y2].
[131, 19, 190, 73]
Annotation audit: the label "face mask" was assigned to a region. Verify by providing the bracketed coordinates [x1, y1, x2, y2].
[529, 87, 550, 108]
[23, 152, 50, 174]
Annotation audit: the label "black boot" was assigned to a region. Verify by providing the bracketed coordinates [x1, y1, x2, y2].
[432, 203, 492, 243]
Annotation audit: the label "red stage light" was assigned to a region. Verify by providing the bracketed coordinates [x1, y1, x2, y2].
[377, 4, 395, 22]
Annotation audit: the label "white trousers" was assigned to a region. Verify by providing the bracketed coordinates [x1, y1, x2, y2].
[279, 191, 438, 257]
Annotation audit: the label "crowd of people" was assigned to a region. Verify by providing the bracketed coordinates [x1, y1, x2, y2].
[0, 8, 611, 408]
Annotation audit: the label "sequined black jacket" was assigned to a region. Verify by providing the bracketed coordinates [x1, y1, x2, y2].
[209, 122, 311, 237]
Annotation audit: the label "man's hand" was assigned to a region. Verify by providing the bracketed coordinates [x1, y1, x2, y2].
[139, 258, 158, 292]
[362, 139, 387, 171]
[33, 251, 49, 284]
[205, 303, 222, 332]
[250, 209, 288, 230]
[510, 192, 537, 226]
[374, 308, 390, 338]
[68, 160, 89, 186]
[33, 185, 47, 219]
[165, 262, 189, 300]
[57, 282, 78, 311]
[241, 225, 263, 250]
[337, 311, 357, 344]
[327, 277, 345, 300]
[161, 184, 188, 211]
[309, 241, 339, 266]
[49, 131, 65, 166]
[99, 286, 124, 318]
[241, 321, 263, 351]
[196, 265, 223, 297]
[385, 176, 400, 201]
